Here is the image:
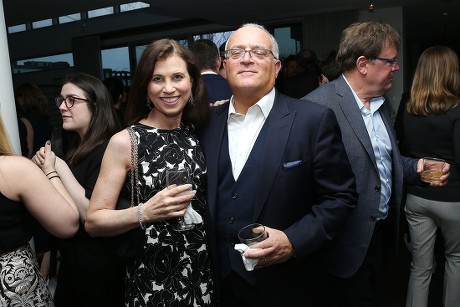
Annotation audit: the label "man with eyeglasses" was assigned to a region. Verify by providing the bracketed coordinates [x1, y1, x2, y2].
[198, 23, 358, 306]
[304, 21, 450, 307]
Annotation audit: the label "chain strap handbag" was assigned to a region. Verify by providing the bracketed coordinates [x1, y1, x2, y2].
[114, 126, 145, 261]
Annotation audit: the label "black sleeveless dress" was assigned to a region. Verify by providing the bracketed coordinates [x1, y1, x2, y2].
[125, 123, 214, 307]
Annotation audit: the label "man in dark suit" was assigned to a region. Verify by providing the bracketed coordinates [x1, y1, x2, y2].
[305, 22, 450, 307]
[188, 39, 232, 104]
[198, 23, 358, 307]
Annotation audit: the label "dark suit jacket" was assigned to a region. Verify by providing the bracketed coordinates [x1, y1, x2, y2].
[198, 91, 357, 305]
[305, 75, 420, 278]
[201, 73, 232, 103]
[279, 69, 319, 99]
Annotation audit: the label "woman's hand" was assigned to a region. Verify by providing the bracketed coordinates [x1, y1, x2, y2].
[31, 141, 56, 174]
[141, 184, 196, 223]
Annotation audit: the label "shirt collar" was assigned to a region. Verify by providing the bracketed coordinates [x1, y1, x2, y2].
[343, 75, 385, 114]
[228, 88, 275, 119]
[201, 71, 218, 75]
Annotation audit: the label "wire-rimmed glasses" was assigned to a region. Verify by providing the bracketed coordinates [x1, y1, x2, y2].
[225, 48, 275, 60]
[55, 96, 89, 108]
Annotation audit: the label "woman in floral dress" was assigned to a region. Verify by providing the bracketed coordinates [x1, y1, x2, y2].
[85, 39, 214, 306]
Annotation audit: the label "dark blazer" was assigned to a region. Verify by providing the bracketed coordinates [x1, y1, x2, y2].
[201, 73, 232, 103]
[305, 75, 420, 278]
[279, 69, 319, 99]
[198, 91, 357, 306]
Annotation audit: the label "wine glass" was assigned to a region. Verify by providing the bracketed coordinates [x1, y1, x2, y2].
[165, 168, 195, 231]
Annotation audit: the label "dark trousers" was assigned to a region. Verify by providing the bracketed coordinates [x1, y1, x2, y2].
[219, 272, 260, 307]
[219, 267, 327, 307]
[327, 220, 390, 307]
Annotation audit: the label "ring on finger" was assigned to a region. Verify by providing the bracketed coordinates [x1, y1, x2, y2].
[263, 257, 268, 264]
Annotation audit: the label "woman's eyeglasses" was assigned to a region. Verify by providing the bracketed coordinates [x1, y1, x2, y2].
[55, 96, 89, 108]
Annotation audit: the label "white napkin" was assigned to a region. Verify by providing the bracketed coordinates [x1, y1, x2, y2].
[234, 243, 259, 271]
[183, 205, 203, 225]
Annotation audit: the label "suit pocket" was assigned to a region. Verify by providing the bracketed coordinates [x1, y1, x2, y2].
[282, 160, 303, 169]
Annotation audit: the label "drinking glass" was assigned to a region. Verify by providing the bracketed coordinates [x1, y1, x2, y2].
[166, 168, 195, 231]
[238, 223, 267, 246]
[421, 157, 446, 184]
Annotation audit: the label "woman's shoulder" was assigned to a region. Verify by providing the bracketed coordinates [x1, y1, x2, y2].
[0, 155, 42, 198]
[0, 156, 45, 181]
[0, 155, 36, 170]
[108, 128, 131, 151]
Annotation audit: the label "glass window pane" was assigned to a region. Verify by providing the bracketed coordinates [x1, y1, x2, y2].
[59, 13, 81, 24]
[8, 24, 27, 34]
[135, 45, 147, 64]
[273, 26, 301, 59]
[32, 19, 53, 29]
[102, 47, 130, 72]
[193, 31, 232, 51]
[120, 2, 150, 12]
[88, 7, 114, 18]
[13, 53, 73, 74]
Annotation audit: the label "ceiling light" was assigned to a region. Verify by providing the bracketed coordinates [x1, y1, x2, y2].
[368, 3, 375, 13]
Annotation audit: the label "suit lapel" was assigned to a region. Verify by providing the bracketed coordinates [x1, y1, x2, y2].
[336, 78, 378, 170]
[205, 105, 228, 220]
[380, 101, 403, 194]
[253, 93, 294, 220]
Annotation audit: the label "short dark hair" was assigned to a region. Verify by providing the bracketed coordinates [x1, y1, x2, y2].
[102, 77, 125, 106]
[337, 22, 400, 72]
[188, 39, 219, 72]
[319, 50, 341, 82]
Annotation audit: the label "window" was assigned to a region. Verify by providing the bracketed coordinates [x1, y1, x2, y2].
[59, 13, 81, 24]
[12, 53, 73, 74]
[32, 19, 53, 29]
[88, 7, 114, 18]
[102, 47, 130, 72]
[120, 2, 150, 12]
[8, 24, 27, 34]
[272, 25, 302, 59]
[193, 31, 232, 50]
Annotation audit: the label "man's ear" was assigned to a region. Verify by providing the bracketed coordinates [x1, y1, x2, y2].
[356, 56, 369, 74]
[275, 59, 282, 77]
[216, 56, 222, 72]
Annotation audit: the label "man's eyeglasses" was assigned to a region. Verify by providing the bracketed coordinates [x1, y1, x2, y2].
[225, 48, 275, 60]
[374, 57, 398, 67]
[55, 96, 89, 108]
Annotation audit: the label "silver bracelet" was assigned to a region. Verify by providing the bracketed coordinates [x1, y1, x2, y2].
[137, 203, 145, 229]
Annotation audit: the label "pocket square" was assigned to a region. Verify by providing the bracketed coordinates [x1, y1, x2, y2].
[283, 160, 302, 168]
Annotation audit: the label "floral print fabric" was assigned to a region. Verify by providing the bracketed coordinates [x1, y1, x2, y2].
[0, 244, 53, 307]
[125, 123, 214, 307]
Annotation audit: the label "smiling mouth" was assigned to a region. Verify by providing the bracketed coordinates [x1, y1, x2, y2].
[161, 97, 180, 104]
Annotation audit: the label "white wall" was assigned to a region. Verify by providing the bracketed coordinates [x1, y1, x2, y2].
[0, 1, 21, 154]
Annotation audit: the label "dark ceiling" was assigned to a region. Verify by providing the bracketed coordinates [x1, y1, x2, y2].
[3, 0, 460, 44]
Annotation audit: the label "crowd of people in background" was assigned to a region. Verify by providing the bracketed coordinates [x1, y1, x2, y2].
[1, 20, 458, 307]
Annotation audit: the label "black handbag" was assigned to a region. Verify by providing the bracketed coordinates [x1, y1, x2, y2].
[114, 127, 145, 261]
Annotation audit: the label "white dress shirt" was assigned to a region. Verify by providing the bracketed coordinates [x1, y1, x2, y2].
[227, 88, 275, 180]
[344, 76, 393, 219]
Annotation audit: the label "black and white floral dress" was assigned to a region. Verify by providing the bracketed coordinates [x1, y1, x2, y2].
[0, 193, 53, 307]
[125, 123, 214, 307]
